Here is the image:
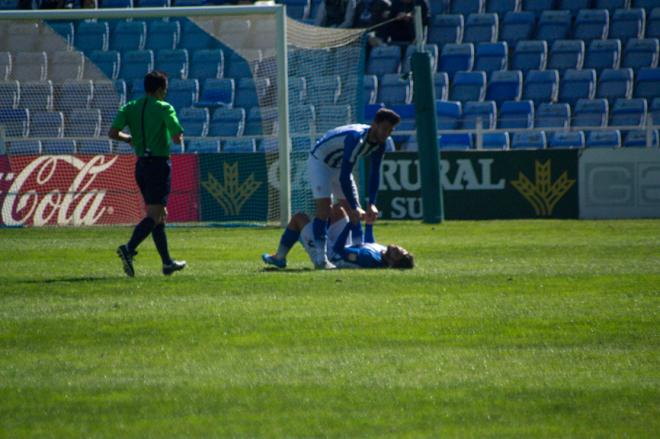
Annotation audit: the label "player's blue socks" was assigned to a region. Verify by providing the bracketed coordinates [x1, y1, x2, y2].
[127, 217, 155, 253]
[152, 223, 172, 265]
[276, 227, 300, 259]
[351, 222, 363, 246]
[312, 217, 327, 241]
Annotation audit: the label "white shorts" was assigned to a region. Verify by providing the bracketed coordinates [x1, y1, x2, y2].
[308, 154, 358, 203]
[299, 216, 349, 262]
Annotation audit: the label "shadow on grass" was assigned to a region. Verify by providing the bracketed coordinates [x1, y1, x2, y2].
[17, 275, 125, 284]
[261, 267, 314, 273]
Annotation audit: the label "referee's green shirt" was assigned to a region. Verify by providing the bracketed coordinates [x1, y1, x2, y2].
[111, 96, 184, 157]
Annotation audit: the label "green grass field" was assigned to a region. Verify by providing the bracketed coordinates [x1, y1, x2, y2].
[0, 220, 658, 438]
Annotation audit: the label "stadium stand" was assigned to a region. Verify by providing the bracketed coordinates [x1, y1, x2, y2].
[548, 40, 586, 73]
[317, 105, 351, 133]
[436, 100, 462, 129]
[558, 69, 597, 106]
[610, 97, 647, 128]
[0, 80, 19, 108]
[450, 0, 485, 16]
[188, 138, 220, 153]
[450, 71, 487, 102]
[179, 107, 209, 137]
[634, 67, 660, 99]
[439, 43, 475, 80]
[586, 129, 622, 147]
[595, 0, 630, 15]
[8, 139, 41, 155]
[156, 49, 189, 80]
[77, 21, 110, 52]
[208, 107, 245, 137]
[487, 0, 521, 16]
[535, 102, 571, 128]
[512, 40, 547, 73]
[584, 39, 622, 72]
[0, 108, 29, 137]
[13, 52, 48, 82]
[622, 38, 659, 68]
[147, 20, 180, 51]
[0, 52, 10, 81]
[120, 50, 154, 82]
[647, 7, 660, 38]
[597, 67, 633, 104]
[536, 10, 572, 44]
[464, 13, 499, 44]
[402, 44, 439, 74]
[486, 70, 523, 107]
[610, 8, 646, 43]
[50, 51, 85, 82]
[434, 72, 450, 101]
[574, 9, 611, 43]
[624, 128, 659, 146]
[19, 81, 53, 111]
[498, 100, 534, 128]
[197, 78, 234, 108]
[30, 111, 64, 138]
[511, 130, 547, 149]
[523, 69, 560, 105]
[500, 11, 536, 47]
[439, 133, 473, 149]
[377, 74, 412, 106]
[522, 0, 555, 18]
[89, 50, 121, 80]
[42, 139, 76, 154]
[223, 138, 257, 153]
[428, 14, 464, 46]
[111, 20, 147, 53]
[190, 49, 224, 81]
[481, 132, 510, 149]
[475, 42, 508, 73]
[462, 100, 497, 129]
[367, 45, 401, 76]
[363, 75, 378, 106]
[573, 98, 610, 128]
[548, 131, 586, 148]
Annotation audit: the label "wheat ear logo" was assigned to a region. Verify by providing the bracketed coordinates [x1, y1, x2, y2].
[201, 162, 262, 216]
[511, 160, 575, 216]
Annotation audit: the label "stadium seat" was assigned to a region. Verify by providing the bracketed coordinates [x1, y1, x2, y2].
[610, 8, 646, 43]
[197, 78, 234, 108]
[4, 22, 40, 53]
[511, 130, 547, 148]
[574, 9, 611, 43]
[464, 13, 499, 44]
[111, 21, 147, 53]
[50, 51, 85, 82]
[573, 98, 609, 128]
[547, 40, 585, 74]
[0, 52, 10, 81]
[523, 69, 560, 105]
[391, 118, 416, 149]
[367, 45, 402, 76]
[41, 22, 75, 52]
[181, 20, 217, 51]
[512, 40, 547, 73]
[463, 100, 497, 129]
[120, 50, 154, 82]
[487, 0, 521, 15]
[101, 0, 133, 7]
[289, 104, 315, 134]
[522, 0, 556, 18]
[77, 140, 112, 154]
[436, 100, 462, 129]
[558, 0, 592, 17]
[13, 52, 47, 82]
[289, 77, 308, 107]
[30, 111, 64, 138]
[597, 68, 633, 104]
[498, 100, 534, 128]
[450, 71, 487, 102]
[187, 138, 220, 153]
[391, 103, 416, 121]
[283, 0, 310, 20]
[486, 70, 523, 106]
[0, 109, 29, 137]
[208, 107, 245, 136]
[535, 102, 571, 128]
[450, 0, 485, 15]
[434, 72, 450, 101]
[89, 50, 121, 80]
[65, 109, 101, 137]
[147, 20, 180, 51]
[536, 10, 572, 44]
[634, 67, 660, 99]
[402, 44, 439, 74]
[652, 97, 660, 124]
[224, 49, 261, 79]
[113, 140, 134, 154]
[586, 129, 621, 147]
[42, 139, 76, 155]
[364, 75, 378, 105]
[234, 77, 270, 109]
[584, 39, 622, 74]
[8, 139, 41, 155]
[316, 105, 351, 133]
[58, 79, 93, 114]
[548, 131, 585, 148]
[633, 0, 658, 13]
[19, 81, 53, 111]
[647, 7, 660, 38]
[559, 69, 597, 106]
[610, 97, 647, 127]
[377, 74, 412, 106]
[428, 14, 464, 46]
[594, 0, 630, 15]
[259, 138, 279, 153]
[500, 11, 536, 47]
[217, 19, 251, 49]
[223, 138, 257, 153]
[175, 0, 209, 6]
[130, 79, 145, 100]
[623, 129, 659, 146]
[439, 43, 475, 80]
[178, 107, 209, 137]
[480, 132, 510, 149]
[622, 38, 659, 68]
[0, 80, 19, 109]
[77, 21, 109, 52]
[307, 75, 341, 105]
[190, 49, 224, 81]
[167, 79, 198, 112]
[156, 49, 189, 79]
[92, 80, 126, 130]
[138, 0, 171, 7]
[439, 133, 473, 150]
[475, 42, 508, 73]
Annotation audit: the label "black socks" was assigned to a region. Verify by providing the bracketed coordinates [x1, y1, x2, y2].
[152, 223, 172, 265]
[127, 217, 156, 253]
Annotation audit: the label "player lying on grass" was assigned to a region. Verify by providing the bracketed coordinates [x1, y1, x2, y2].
[261, 206, 414, 269]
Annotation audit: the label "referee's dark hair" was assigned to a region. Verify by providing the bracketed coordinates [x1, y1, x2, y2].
[374, 108, 401, 126]
[144, 71, 168, 94]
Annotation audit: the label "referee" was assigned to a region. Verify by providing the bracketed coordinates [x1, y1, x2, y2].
[109, 71, 187, 277]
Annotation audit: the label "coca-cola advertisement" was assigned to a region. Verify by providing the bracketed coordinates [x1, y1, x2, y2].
[168, 155, 200, 223]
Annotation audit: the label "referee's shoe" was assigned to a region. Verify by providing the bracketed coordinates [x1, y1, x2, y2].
[163, 260, 187, 276]
[117, 244, 137, 277]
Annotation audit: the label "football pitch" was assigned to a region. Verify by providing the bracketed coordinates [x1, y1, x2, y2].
[1, 220, 658, 437]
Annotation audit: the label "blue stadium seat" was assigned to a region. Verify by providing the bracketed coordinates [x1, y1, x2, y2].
[439, 133, 473, 150]
[181, 19, 217, 51]
[463, 100, 497, 129]
[0, 80, 19, 109]
[481, 132, 510, 149]
[434, 72, 450, 100]
[523, 69, 560, 105]
[367, 45, 402, 76]
[308, 75, 341, 105]
[65, 109, 101, 137]
[218, 19, 252, 50]
[317, 105, 351, 133]
[559, 69, 597, 106]
[573, 98, 609, 128]
[548, 131, 585, 148]
[167, 79, 198, 112]
[574, 9, 611, 43]
[188, 139, 220, 154]
[5, 22, 39, 53]
[402, 44, 439, 74]
[137, 0, 171, 6]
[197, 78, 234, 108]
[512, 40, 547, 73]
[647, 7, 660, 38]
[130, 79, 145, 100]
[156, 49, 189, 79]
[50, 51, 84, 82]
[77, 21, 109, 52]
[594, 0, 630, 14]
[500, 11, 536, 47]
[0, 109, 29, 137]
[283, 0, 310, 20]
[42, 139, 76, 155]
[475, 42, 508, 73]
[634, 67, 660, 99]
[234, 77, 270, 109]
[41, 22, 75, 52]
[428, 14, 464, 46]
[58, 80, 93, 114]
[450, 0, 485, 15]
[487, 0, 521, 15]
[622, 38, 659, 68]
[8, 139, 41, 155]
[20, 81, 53, 111]
[391, 118, 416, 149]
[364, 75, 378, 105]
[522, 0, 556, 18]
[89, 50, 120, 80]
[391, 103, 416, 121]
[633, 0, 659, 13]
[498, 100, 534, 128]
[558, 0, 592, 16]
[190, 49, 224, 81]
[486, 70, 523, 106]
[93, 80, 126, 131]
[610, 8, 646, 43]
[623, 129, 659, 146]
[584, 39, 622, 73]
[175, 0, 209, 6]
[147, 20, 180, 51]
[30, 111, 64, 138]
[377, 74, 412, 106]
[223, 138, 257, 153]
[78, 140, 112, 154]
[535, 102, 571, 128]
[288, 77, 307, 105]
[464, 13, 499, 44]
[610, 97, 647, 127]
[652, 97, 660, 124]
[225, 49, 261, 79]
[511, 130, 547, 148]
[450, 71, 487, 102]
[110, 21, 146, 53]
[259, 138, 279, 153]
[13, 52, 47, 82]
[290, 104, 315, 134]
[113, 140, 134, 154]
[536, 10, 572, 44]
[547, 40, 585, 74]
[0, 52, 11, 81]
[120, 50, 154, 82]
[209, 107, 245, 136]
[597, 68, 633, 104]
[586, 129, 621, 147]
[436, 100, 462, 129]
[178, 107, 209, 137]
[101, 0, 133, 7]
[439, 43, 475, 80]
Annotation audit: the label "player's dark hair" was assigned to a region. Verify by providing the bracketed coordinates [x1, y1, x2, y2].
[391, 252, 414, 269]
[374, 108, 401, 126]
[144, 71, 168, 94]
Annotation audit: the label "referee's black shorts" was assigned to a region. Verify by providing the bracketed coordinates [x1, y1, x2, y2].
[135, 157, 171, 206]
